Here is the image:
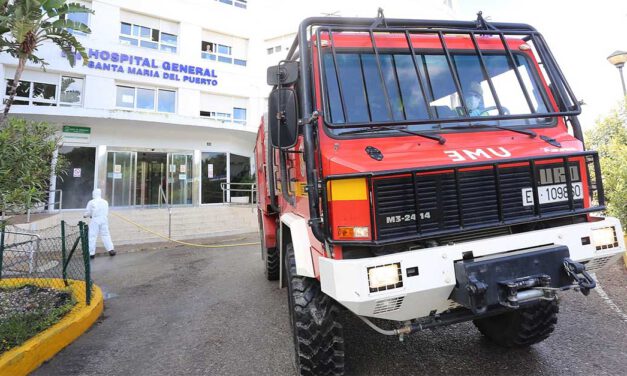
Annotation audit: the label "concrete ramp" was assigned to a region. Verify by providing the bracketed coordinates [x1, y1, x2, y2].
[56, 205, 257, 246]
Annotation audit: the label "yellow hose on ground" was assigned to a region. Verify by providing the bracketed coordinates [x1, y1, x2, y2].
[110, 212, 260, 248]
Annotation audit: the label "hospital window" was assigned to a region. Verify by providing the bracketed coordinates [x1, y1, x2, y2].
[201, 41, 246, 66]
[115, 85, 176, 113]
[59, 76, 84, 106]
[4, 79, 57, 106]
[266, 45, 283, 55]
[215, 0, 247, 9]
[200, 111, 231, 121]
[119, 22, 178, 53]
[233, 107, 246, 124]
[200, 107, 246, 125]
[62, 1, 91, 36]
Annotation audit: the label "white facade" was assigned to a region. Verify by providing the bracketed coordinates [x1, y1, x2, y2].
[0, 0, 265, 208]
[0, 0, 455, 208]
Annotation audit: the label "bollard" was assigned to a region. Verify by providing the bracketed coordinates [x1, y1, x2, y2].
[61, 220, 68, 285]
[79, 221, 92, 305]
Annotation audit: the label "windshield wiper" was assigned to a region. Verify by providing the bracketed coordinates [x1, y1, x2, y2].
[339, 126, 446, 144]
[444, 123, 537, 138]
[442, 123, 566, 147]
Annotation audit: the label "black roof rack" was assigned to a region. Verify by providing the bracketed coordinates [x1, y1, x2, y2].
[284, 15, 581, 135]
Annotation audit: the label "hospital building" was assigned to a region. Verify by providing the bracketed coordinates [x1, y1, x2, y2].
[0, 0, 455, 215]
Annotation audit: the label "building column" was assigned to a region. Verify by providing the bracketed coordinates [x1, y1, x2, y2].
[193, 149, 201, 206]
[47, 147, 59, 212]
[96, 145, 108, 192]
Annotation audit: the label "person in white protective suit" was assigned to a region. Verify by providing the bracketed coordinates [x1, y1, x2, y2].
[84, 189, 116, 259]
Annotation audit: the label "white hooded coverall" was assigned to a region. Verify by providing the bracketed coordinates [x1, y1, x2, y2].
[84, 189, 114, 256]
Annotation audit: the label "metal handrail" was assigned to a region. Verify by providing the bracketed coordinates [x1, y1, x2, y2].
[1, 189, 63, 223]
[0, 230, 41, 275]
[44, 189, 63, 216]
[220, 182, 257, 205]
[28, 188, 63, 222]
[158, 185, 172, 239]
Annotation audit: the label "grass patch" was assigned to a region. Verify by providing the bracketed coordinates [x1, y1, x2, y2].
[0, 285, 76, 354]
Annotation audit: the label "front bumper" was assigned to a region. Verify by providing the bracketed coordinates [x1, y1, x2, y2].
[319, 217, 625, 321]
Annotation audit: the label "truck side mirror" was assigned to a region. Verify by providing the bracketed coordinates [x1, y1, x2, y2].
[268, 88, 299, 149]
[267, 62, 299, 86]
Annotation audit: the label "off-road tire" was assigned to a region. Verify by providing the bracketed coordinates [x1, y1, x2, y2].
[473, 299, 559, 348]
[258, 211, 279, 281]
[285, 244, 345, 376]
[265, 246, 280, 281]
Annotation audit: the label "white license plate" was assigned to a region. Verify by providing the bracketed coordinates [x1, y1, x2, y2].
[521, 182, 583, 206]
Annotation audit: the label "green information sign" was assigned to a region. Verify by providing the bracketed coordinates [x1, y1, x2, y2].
[63, 126, 91, 134]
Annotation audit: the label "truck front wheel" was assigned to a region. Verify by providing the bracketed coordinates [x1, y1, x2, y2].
[473, 299, 559, 347]
[285, 244, 345, 376]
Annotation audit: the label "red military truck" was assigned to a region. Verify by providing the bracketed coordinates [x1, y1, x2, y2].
[255, 12, 625, 376]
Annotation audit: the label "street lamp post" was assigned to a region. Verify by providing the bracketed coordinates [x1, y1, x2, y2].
[607, 50, 627, 96]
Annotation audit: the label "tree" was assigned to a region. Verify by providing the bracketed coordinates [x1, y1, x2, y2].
[586, 98, 627, 229]
[0, 0, 92, 124]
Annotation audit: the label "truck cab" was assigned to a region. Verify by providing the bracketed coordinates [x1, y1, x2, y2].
[255, 13, 625, 376]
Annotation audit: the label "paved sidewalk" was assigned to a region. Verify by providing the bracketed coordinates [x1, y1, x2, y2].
[33, 236, 627, 376]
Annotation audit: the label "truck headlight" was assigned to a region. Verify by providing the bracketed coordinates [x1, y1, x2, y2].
[592, 227, 619, 250]
[367, 263, 402, 292]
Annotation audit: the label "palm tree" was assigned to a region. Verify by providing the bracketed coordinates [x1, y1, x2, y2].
[0, 0, 92, 124]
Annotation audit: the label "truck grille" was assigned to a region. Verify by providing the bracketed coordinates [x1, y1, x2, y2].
[373, 162, 586, 241]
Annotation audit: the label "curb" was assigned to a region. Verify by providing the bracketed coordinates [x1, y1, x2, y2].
[624, 236, 627, 269]
[0, 279, 103, 376]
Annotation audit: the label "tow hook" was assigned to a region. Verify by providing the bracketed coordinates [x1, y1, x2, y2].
[466, 275, 489, 314]
[563, 258, 596, 296]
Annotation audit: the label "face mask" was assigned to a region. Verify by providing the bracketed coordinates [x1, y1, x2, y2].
[466, 94, 481, 111]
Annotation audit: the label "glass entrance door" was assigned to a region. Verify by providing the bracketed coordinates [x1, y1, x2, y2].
[168, 153, 193, 205]
[106, 151, 136, 206]
[201, 152, 227, 204]
[136, 152, 167, 206]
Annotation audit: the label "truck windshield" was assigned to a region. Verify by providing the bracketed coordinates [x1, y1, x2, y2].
[322, 51, 553, 136]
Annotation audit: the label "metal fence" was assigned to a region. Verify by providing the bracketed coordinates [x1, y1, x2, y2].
[0, 220, 93, 305]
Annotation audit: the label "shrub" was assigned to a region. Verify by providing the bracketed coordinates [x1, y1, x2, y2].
[585, 99, 627, 229]
[0, 118, 64, 217]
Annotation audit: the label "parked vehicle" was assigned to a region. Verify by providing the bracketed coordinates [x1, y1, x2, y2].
[255, 12, 625, 376]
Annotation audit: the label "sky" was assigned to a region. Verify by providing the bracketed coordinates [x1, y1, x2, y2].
[260, 0, 627, 129]
[455, 0, 627, 128]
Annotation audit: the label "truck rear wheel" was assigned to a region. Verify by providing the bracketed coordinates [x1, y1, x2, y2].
[473, 299, 559, 347]
[258, 211, 279, 281]
[265, 246, 279, 281]
[285, 244, 345, 376]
